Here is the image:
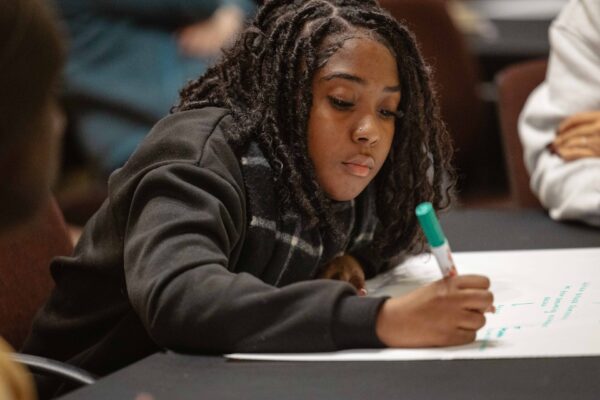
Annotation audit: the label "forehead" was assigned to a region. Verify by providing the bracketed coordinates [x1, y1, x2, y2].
[316, 36, 399, 85]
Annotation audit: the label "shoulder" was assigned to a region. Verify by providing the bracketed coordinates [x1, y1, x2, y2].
[109, 107, 243, 194]
[553, 0, 600, 44]
[127, 107, 234, 167]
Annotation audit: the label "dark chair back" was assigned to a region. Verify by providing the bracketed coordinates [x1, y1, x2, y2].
[379, 0, 483, 174]
[496, 59, 547, 208]
[0, 197, 73, 349]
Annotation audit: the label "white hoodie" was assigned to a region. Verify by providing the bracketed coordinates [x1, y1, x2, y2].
[519, 0, 600, 226]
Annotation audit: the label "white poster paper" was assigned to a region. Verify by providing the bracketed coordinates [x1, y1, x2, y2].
[227, 247, 600, 361]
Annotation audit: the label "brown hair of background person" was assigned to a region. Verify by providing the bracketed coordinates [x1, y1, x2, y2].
[0, 0, 65, 230]
[0, 0, 65, 399]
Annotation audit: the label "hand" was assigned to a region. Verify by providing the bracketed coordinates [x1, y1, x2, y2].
[375, 274, 494, 347]
[551, 111, 600, 161]
[177, 6, 244, 58]
[318, 254, 367, 296]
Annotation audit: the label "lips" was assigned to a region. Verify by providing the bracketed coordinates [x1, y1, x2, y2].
[342, 155, 375, 177]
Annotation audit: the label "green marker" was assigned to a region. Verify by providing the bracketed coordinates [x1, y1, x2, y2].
[415, 202, 457, 277]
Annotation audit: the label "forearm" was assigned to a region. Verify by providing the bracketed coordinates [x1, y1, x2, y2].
[519, 29, 600, 170]
[531, 153, 600, 226]
[138, 265, 385, 353]
[519, 85, 600, 225]
[92, 0, 254, 24]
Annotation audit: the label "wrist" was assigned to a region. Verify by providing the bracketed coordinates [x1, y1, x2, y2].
[332, 295, 388, 349]
[375, 298, 392, 346]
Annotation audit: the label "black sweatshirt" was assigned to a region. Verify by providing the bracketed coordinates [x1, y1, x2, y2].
[24, 107, 387, 378]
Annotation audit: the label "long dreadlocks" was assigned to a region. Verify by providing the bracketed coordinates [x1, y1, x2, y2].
[175, 0, 455, 259]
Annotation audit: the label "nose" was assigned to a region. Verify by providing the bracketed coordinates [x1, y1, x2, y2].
[352, 116, 379, 146]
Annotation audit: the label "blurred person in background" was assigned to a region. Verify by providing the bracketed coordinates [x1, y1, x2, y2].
[0, 0, 65, 231]
[519, 0, 600, 226]
[0, 0, 66, 398]
[53, 0, 256, 176]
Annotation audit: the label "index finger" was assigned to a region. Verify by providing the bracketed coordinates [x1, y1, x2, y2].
[556, 146, 596, 161]
[553, 124, 598, 147]
[558, 111, 600, 135]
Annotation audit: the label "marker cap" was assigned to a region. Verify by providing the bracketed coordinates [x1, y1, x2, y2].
[415, 202, 446, 247]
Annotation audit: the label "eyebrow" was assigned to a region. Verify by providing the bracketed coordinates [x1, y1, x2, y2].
[321, 72, 401, 93]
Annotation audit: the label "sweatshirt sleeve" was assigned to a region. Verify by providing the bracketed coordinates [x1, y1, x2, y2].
[122, 136, 385, 354]
[518, 0, 600, 226]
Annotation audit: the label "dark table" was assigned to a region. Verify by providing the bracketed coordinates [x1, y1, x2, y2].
[464, 0, 559, 58]
[464, 1, 555, 81]
[62, 209, 599, 400]
[441, 208, 599, 251]
[468, 19, 551, 59]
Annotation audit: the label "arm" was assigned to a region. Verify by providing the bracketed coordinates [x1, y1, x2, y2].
[124, 162, 492, 351]
[518, 0, 600, 226]
[177, 5, 246, 57]
[123, 159, 385, 353]
[91, 0, 256, 24]
[551, 111, 600, 160]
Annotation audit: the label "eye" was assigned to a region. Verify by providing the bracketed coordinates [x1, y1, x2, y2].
[328, 96, 354, 110]
[379, 108, 404, 120]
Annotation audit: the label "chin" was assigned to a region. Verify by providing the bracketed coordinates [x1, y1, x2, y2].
[324, 186, 366, 202]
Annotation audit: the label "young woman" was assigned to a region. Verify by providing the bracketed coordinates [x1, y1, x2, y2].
[25, 0, 493, 392]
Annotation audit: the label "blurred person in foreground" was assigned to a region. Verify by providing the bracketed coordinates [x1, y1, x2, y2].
[519, 0, 600, 226]
[53, 0, 256, 176]
[0, 0, 66, 398]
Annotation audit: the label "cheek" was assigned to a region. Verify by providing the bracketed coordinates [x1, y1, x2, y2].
[31, 106, 65, 189]
[379, 126, 396, 158]
[306, 114, 319, 162]
[307, 107, 336, 159]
